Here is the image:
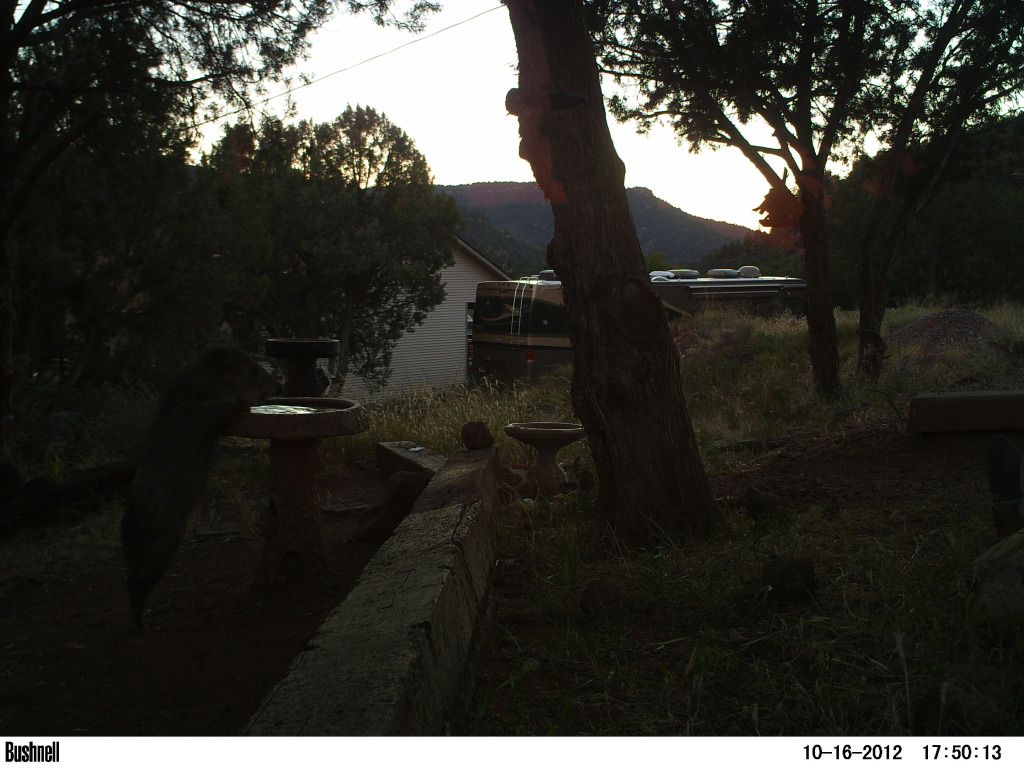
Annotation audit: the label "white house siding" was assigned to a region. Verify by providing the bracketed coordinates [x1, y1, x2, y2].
[343, 240, 507, 403]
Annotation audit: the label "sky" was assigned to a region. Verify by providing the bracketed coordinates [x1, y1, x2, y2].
[204, 1, 776, 230]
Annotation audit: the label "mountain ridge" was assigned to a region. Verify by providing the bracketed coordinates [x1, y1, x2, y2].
[444, 181, 753, 276]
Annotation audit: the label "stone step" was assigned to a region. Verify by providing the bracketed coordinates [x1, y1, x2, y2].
[907, 390, 1024, 433]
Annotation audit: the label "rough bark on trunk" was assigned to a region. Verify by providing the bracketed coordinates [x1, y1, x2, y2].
[855, 143, 956, 381]
[854, 97, 969, 381]
[333, 292, 358, 394]
[857, 298, 888, 382]
[0, 238, 19, 495]
[854, 153, 916, 383]
[856, 228, 893, 382]
[798, 188, 841, 399]
[505, 0, 720, 544]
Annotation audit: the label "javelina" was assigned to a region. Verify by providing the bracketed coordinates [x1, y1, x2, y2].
[121, 347, 279, 627]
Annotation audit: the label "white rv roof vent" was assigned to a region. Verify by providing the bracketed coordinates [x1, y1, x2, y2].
[707, 268, 741, 279]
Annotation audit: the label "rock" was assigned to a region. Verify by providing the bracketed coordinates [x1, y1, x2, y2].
[762, 556, 817, 601]
[970, 528, 1024, 628]
[461, 421, 494, 450]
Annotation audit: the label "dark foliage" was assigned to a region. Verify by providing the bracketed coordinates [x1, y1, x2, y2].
[830, 115, 1024, 306]
[206, 108, 459, 390]
[0, 0, 438, 476]
[588, 0, 1024, 391]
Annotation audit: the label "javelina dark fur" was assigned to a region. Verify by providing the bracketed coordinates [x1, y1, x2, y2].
[121, 347, 279, 627]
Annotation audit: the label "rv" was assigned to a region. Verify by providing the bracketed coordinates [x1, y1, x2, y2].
[469, 267, 806, 383]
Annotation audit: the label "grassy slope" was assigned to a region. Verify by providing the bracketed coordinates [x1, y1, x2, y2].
[335, 303, 1024, 735]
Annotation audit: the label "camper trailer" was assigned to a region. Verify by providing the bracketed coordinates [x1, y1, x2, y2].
[470, 267, 806, 383]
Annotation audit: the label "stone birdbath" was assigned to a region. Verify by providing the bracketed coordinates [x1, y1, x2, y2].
[265, 338, 340, 397]
[504, 421, 586, 496]
[223, 397, 367, 585]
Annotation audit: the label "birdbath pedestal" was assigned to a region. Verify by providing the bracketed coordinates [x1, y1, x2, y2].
[504, 421, 586, 496]
[223, 397, 367, 586]
[265, 338, 340, 397]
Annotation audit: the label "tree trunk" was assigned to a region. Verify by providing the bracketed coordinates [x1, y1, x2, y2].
[505, 0, 720, 544]
[0, 237, 19, 496]
[332, 292, 358, 394]
[856, 228, 892, 382]
[855, 123, 965, 381]
[798, 187, 841, 399]
[855, 148, 956, 381]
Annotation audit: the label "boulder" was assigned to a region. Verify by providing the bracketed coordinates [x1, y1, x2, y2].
[970, 529, 1024, 628]
[461, 421, 494, 450]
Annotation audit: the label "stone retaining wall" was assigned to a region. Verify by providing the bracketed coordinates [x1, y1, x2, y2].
[244, 447, 500, 735]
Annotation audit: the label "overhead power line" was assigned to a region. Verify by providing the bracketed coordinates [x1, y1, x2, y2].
[192, 4, 506, 130]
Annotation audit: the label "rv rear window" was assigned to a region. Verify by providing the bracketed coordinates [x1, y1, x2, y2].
[474, 295, 521, 333]
[526, 298, 569, 336]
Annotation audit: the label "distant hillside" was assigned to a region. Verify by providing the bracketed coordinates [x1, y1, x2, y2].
[444, 181, 753, 276]
[456, 208, 546, 278]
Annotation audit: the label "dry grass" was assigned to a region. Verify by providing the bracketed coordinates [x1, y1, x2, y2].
[337, 305, 1023, 466]
[327, 304, 1024, 736]
[7, 303, 1022, 735]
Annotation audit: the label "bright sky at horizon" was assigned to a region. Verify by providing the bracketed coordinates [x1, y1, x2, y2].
[204, 1, 776, 230]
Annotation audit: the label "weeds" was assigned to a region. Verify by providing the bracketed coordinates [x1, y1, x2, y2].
[443, 306, 1023, 735]
[7, 304, 1023, 735]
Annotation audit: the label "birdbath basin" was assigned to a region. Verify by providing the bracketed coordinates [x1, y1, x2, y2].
[225, 398, 366, 440]
[504, 421, 586, 495]
[223, 397, 367, 585]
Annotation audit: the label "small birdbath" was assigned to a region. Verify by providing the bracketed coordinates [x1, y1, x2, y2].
[265, 338, 340, 397]
[223, 397, 367, 585]
[504, 421, 586, 496]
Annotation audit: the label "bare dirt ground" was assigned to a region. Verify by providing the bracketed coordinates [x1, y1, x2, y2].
[0, 447, 386, 736]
